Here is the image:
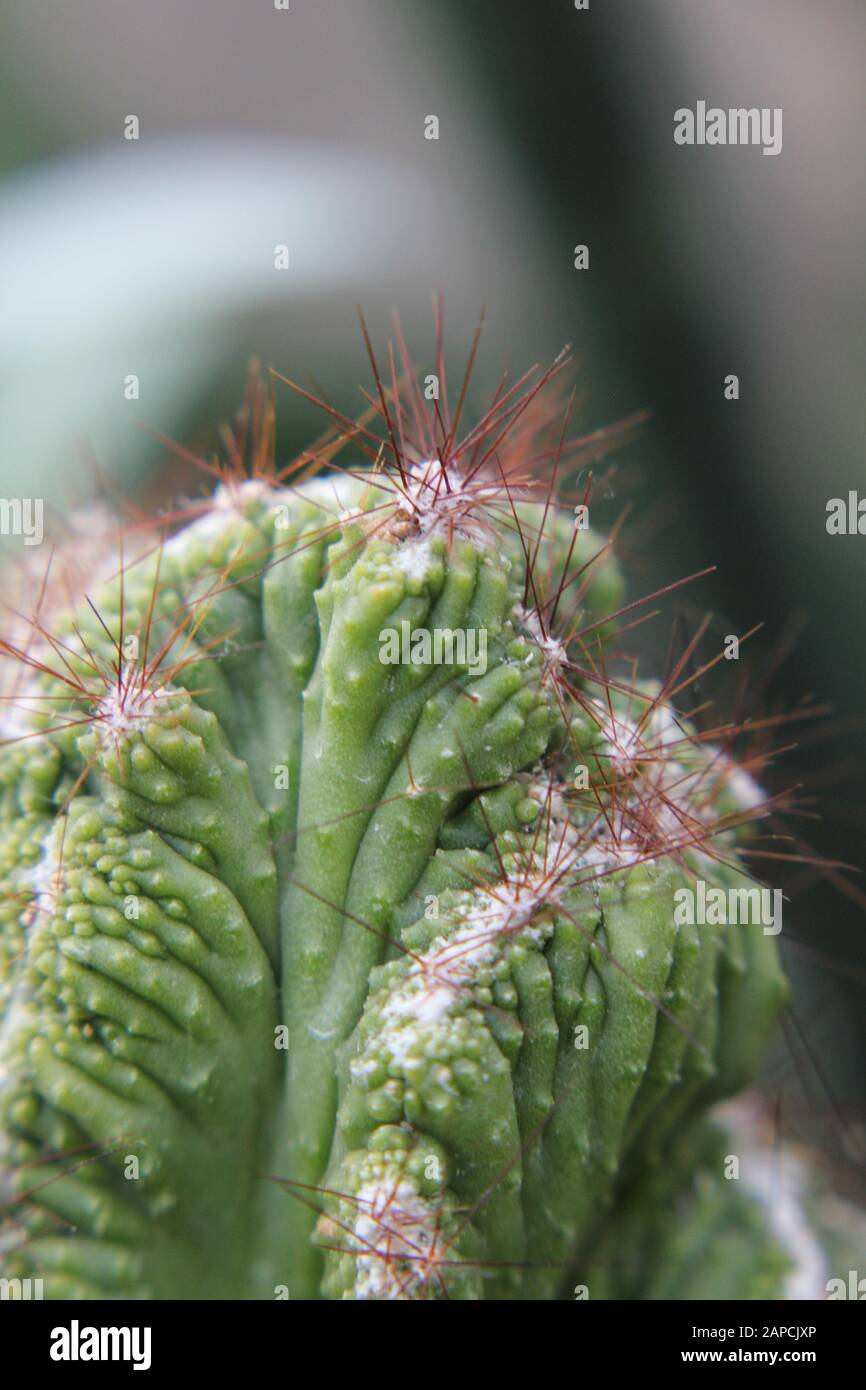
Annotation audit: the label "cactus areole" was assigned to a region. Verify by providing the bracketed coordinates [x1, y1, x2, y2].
[0, 327, 794, 1300]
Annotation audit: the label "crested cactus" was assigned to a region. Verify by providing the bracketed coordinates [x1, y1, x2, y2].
[0, 327, 842, 1300]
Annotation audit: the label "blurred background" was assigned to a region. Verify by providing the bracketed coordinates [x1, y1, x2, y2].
[1, 0, 864, 1180]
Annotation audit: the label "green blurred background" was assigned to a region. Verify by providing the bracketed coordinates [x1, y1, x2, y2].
[1, 0, 863, 1181]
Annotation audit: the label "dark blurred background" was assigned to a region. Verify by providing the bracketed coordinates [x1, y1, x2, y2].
[1, 0, 863, 1164]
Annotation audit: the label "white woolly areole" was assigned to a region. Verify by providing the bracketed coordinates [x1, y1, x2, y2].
[24, 822, 65, 926]
[164, 478, 296, 555]
[514, 604, 567, 679]
[395, 458, 498, 542]
[93, 667, 175, 741]
[363, 867, 564, 1070]
[395, 537, 433, 583]
[580, 693, 769, 854]
[353, 1175, 442, 1300]
[527, 771, 643, 879]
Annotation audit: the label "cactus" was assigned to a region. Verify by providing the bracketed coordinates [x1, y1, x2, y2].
[0, 326, 837, 1300]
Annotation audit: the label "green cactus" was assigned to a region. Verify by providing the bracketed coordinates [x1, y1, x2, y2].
[0, 337, 836, 1300]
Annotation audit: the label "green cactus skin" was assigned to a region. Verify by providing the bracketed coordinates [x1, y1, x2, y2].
[0, 355, 817, 1300]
